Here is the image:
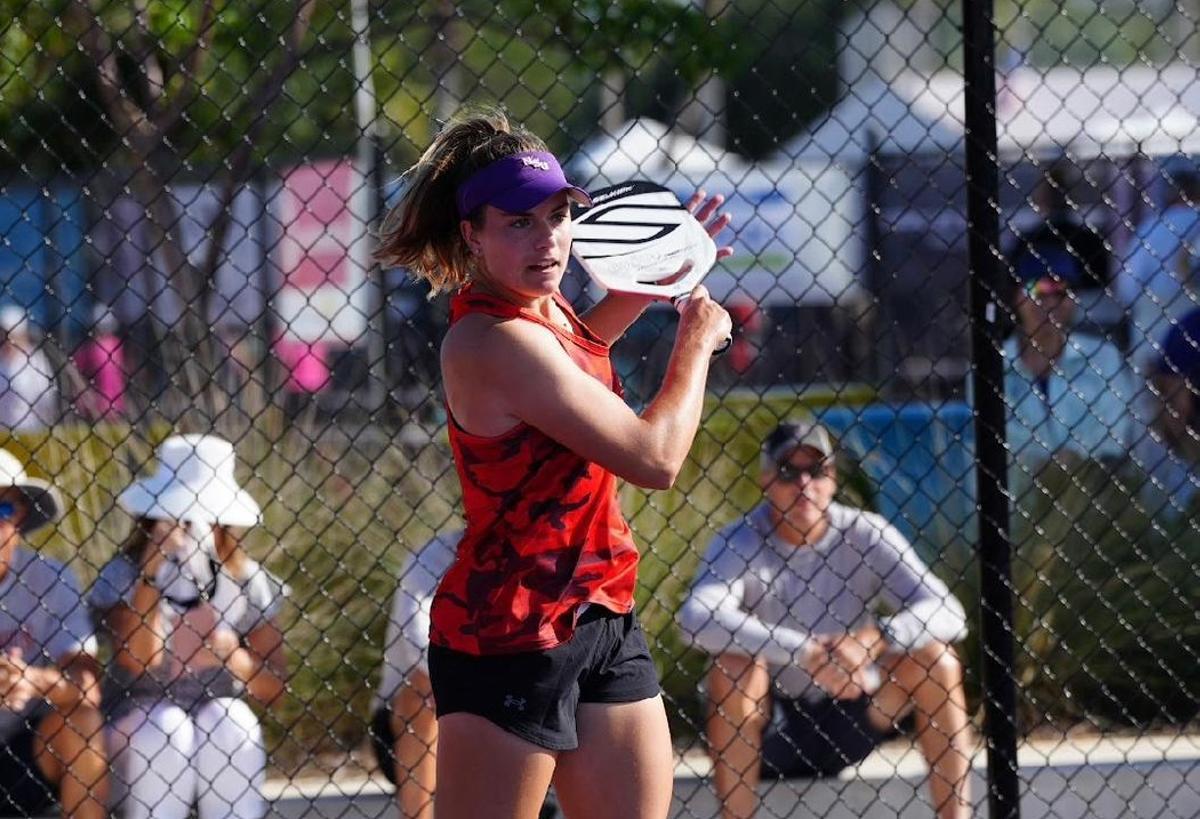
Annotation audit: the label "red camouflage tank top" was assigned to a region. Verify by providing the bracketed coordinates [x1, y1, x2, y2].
[430, 288, 640, 655]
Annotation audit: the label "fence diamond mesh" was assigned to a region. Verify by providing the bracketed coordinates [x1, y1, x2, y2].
[1, 0, 1199, 817]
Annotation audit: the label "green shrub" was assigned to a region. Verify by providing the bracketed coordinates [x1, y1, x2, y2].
[1011, 459, 1200, 729]
[19, 392, 1195, 770]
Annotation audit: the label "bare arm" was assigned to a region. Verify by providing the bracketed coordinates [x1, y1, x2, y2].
[446, 287, 730, 489]
[104, 579, 168, 678]
[579, 292, 659, 346]
[223, 620, 287, 708]
[46, 652, 102, 710]
[0, 650, 102, 712]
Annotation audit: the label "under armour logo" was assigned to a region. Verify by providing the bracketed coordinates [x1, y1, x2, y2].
[503, 694, 527, 711]
[520, 156, 550, 171]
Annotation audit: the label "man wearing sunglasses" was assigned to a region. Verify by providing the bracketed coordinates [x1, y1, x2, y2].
[0, 449, 106, 817]
[678, 421, 973, 819]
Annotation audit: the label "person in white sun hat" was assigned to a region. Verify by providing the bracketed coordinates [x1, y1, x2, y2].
[0, 448, 108, 818]
[89, 434, 288, 819]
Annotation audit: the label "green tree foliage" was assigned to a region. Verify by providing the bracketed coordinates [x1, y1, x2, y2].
[1, 0, 829, 171]
[995, 0, 1200, 68]
[370, 0, 743, 163]
[0, 0, 335, 171]
[722, 0, 842, 159]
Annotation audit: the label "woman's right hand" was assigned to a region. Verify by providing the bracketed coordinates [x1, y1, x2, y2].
[676, 285, 733, 355]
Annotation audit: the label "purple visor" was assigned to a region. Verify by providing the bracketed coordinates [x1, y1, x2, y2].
[455, 151, 592, 218]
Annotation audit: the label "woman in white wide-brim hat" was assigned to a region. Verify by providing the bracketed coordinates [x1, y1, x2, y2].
[89, 434, 288, 819]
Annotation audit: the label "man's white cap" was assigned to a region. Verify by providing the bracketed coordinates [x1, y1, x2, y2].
[761, 420, 834, 470]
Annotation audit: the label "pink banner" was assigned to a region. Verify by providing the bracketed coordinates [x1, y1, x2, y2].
[273, 159, 369, 343]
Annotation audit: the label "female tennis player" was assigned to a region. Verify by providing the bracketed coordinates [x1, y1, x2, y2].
[375, 109, 732, 819]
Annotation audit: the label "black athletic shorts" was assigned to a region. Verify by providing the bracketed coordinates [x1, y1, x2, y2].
[428, 605, 661, 751]
[0, 720, 55, 817]
[760, 694, 909, 779]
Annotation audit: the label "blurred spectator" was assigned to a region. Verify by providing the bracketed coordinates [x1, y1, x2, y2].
[0, 306, 58, 432]
[90, 435, 287, 819]
[387, 276, 443, 411]
[274, 337, 329, 416]
[1121, 157, 1200, 370]
[1007, 161, 1118, 343]
[678, 421, 972, 819]
[0, 448, 107, 818]
[372, 531, 456, 819]
[73, 304, 126, 420]
[371, 530, 559, 819]
[1147, 307, 1200, 465]
[726, 297, 763, 378]
[1002, 275, 1133, 472]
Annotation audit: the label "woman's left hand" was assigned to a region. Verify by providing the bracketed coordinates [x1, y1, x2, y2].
[683, 190, 733, 261]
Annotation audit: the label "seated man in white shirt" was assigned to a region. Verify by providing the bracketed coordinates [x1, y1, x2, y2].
[678, 422, 972, 819]
[371, 531, 559, 819]
[371, 531, 458, 819]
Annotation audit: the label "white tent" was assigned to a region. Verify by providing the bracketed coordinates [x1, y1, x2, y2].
[921, 61, 1200, 158]
[774, 75, 964, 162]
[706, 161, 863, 307]
[567, 118, 751, 187]
[776, 62, 1200, 163]
[567, 122, 860, 307]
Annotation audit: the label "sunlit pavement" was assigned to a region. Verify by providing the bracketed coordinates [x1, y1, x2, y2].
[262, 733, 1200, 818]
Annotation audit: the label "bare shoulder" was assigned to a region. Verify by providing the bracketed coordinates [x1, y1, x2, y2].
[442, 312, 571, 435]
[442, 312, 558, 377]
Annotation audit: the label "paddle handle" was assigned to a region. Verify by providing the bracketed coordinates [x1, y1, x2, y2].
[672, 295, 732, 356]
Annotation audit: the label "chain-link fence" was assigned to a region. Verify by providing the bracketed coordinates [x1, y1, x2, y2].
[2, 0, 1200, 817]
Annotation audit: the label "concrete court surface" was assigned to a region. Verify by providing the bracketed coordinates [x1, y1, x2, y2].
[266, 734, 1200, 818]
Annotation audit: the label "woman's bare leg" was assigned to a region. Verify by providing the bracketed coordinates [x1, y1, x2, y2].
[434, 713, 556, 819]
[552, 696, 674, 819]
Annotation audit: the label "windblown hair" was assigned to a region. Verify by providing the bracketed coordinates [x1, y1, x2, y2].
[374, 109, 548, 293]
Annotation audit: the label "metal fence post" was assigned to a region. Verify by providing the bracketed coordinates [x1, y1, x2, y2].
[961, 0, 1021, 817]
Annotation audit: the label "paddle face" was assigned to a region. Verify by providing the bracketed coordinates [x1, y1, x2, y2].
[570, 181, 718, 301]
